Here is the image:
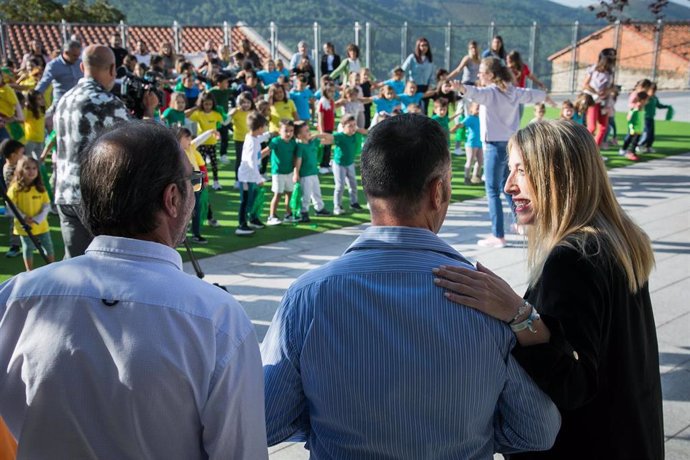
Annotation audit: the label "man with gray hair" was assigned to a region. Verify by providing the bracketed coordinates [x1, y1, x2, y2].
[0, 121, 268, 459]
[53, 44, 156, 258]
[35, 40, 83, 111]
[288, 40, 314, 72]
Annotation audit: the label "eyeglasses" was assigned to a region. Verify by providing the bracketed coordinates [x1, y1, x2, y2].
[188, 170, 203, 192]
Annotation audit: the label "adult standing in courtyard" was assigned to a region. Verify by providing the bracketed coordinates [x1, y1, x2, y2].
[0, 121, 268, 459]
[402, 37, 435, 114]
[482, 35, 507, 64]
[583, 49, 616, 147]
[262, 114, 560, 458]
[289, 40, 315, 74]
[453, 57, 545, 248]
[434, 120, 663, 459]
[53, 45, 156, 258]
[35, 40, 83, 115]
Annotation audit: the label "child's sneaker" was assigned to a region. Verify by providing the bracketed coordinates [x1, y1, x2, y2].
[5, 246, 20, 258]
[318, 167, 330, 175]
[207, 218, 220, 227]
[299, 212, 311, 223]
[350, 203, 364, 211]
[267, 216, 282, 226]
[453, 148, 463, 156]
[212, 180, 222, 190]
[249, 218, 265, 229]
[235, 225, 255, 236]
[333, 206, 345, 216]
[284, 212, 297, 222]
[315, 208, 331, 216]
[190, 235, 208, 244]
[220, 155, 230, 164]
[624, 152, 640, 161]
[618, 148, 626, 156]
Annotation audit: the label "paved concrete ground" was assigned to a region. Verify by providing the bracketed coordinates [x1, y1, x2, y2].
[186, 153, 690, 459]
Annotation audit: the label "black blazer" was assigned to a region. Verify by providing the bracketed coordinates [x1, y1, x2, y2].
[321, 54, 341, 76]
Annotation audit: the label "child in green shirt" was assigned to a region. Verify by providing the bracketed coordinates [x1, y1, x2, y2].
[264, 119, 298, 225]
[293, 121, 333, 223]
[332, 114, 367, 215]
[620, 91, 649, 161]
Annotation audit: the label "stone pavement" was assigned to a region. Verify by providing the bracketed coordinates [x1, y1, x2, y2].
[185, 153, 690, 460]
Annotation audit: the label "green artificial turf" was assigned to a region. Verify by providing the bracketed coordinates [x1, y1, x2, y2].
[0, 110, 687, 281]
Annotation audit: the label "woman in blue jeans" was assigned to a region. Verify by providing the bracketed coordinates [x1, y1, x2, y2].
[453, 57, 546, 248]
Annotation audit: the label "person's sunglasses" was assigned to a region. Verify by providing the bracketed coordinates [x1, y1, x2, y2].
[188, 171, 203, 192]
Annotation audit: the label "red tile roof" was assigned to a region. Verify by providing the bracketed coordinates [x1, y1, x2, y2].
[3, 22, 271, 65]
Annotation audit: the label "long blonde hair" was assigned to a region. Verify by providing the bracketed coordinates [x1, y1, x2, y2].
[508, 120, 654, 293]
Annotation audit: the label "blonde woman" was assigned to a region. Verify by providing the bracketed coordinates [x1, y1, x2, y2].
[452, 57, 545, 248]
[433, 121, 662, 459]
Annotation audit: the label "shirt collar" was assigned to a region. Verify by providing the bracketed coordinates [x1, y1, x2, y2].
[344, 226, 471, 264]
[85, 235, 183, 270]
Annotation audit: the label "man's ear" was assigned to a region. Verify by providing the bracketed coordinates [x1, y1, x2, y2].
[161, 183, 180, 219]
[429, 177, 444, 210]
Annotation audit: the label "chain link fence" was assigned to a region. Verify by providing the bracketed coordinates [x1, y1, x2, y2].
[2, 20, 687, 92]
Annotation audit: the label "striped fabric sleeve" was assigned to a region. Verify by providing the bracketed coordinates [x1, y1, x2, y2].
[494, 351, 561, 453]
[261, 291, 310, 445]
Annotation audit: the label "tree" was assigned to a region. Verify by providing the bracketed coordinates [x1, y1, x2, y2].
[0, 0, 126, 23]
[588, 0, 677, 23]
[0, 0, 63, 22]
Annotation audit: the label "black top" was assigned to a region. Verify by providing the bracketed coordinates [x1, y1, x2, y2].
[510, 241, 663, 460]
[320, 53, 341, 76]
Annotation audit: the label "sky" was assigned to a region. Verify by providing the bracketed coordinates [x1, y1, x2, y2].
[549, 0, 688, 8]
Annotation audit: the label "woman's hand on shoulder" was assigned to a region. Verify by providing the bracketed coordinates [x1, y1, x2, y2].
[433, 262, 524, 323]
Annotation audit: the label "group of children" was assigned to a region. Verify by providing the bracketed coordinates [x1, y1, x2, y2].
[1, 37, 674, 270]
[157, 52, 487, 239]
[529, 79, 671, 162]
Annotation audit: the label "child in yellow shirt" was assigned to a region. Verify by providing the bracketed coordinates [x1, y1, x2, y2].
[7, 157, 55, 270]
[186, 92, 224, 190]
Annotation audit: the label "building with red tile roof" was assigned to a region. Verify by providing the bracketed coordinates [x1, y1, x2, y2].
[0, 21, 286, 67]
[548, 22, 690, 92]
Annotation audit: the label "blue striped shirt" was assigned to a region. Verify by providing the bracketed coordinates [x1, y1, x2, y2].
[262, 226, 560, 459]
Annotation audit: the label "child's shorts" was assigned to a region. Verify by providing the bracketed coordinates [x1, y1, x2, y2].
[272, 173, 295, 194]
[20, 232, 55, 260]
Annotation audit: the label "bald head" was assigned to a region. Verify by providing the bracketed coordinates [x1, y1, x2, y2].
[83, 45, 114, 72]
[82, 45, 116, 90]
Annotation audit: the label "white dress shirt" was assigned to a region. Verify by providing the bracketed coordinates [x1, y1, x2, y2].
[0, 236, 268, 459]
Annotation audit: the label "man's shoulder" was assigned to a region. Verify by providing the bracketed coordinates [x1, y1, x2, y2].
[2, 254, 250, 335]
[286, 241, 467, 296]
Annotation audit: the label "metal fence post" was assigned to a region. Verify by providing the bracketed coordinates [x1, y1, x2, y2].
[401, 21, 408, 63]
[223, 21, 230, 47]
[61, 19, 70, 43]
[528, 21, 537, 89]
[488, 21, 495, 48]
[569, 21, 580, 94]
[313, 22, 321, 86]
[613, 20, 622, 77]
[445, 22, 452, 70]
[0, 21, 6, 63]
[354, 22, 361, 48]
[365, 22, 371, 69]
[269, 21, 276, 59]
[172, 21, 181, 54]
[119, 20, 127, 49]
[651, 19, 663, 81]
